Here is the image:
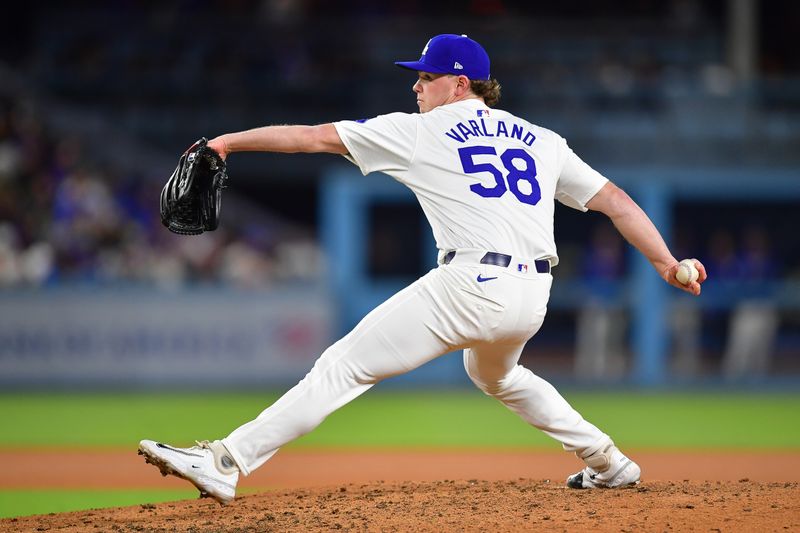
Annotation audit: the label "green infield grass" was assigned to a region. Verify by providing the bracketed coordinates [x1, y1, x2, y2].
[1, 390, 799, 449]
[0, 489, 196, 519]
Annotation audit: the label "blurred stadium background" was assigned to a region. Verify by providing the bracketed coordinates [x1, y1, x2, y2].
[0, 0, 799, 391]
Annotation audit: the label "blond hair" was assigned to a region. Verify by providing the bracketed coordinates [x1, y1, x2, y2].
[470, 78, 501, 107]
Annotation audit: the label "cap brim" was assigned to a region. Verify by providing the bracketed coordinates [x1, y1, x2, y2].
[394, 61, 452, 75]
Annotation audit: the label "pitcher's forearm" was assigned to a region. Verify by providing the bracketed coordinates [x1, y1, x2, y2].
[212, 124, 347, 156]
[609, 205, 676, 275]
[587, 182, 676, 276]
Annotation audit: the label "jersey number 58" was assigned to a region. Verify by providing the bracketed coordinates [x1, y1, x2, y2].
[458, 145, 541, 206]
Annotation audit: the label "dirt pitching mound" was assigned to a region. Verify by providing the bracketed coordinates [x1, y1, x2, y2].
[4, 479, 798, 532]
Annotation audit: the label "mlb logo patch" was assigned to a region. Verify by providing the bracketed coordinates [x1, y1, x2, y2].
[517, 263, 528, 273]
[477, 109, 490, 118]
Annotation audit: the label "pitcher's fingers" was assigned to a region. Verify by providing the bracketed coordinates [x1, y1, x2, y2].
[692, 258, 708, 283]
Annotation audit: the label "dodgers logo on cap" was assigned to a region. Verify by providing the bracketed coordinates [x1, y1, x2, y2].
[421, 39, 431, 56]
[395, 34, 491, 80]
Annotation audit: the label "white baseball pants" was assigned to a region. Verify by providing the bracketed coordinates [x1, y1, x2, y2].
[223, 253, 609, 475]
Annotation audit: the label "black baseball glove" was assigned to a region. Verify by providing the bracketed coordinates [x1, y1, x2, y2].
[160, 137, 229, 235]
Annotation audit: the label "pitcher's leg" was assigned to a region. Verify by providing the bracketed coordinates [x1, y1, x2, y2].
[224, 276, 452, 474]
[463, 344, 608, 453]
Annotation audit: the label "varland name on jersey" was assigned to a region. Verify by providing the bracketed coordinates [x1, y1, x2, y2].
[443, 112, 536, 146]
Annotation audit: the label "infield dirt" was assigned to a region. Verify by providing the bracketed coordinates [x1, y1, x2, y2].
[3, 479, 799, 532]
[2, 450, 799, 532]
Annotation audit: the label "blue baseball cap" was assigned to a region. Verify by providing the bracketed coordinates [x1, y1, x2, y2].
[395, 34, 490, 80]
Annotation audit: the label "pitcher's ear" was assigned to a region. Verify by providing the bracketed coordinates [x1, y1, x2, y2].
[456, 75, 471, 94]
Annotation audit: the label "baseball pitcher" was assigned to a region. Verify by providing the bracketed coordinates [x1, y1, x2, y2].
[140, 34, 707, 504]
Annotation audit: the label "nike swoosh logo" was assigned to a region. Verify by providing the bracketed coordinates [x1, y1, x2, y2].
[476, 274, 498, 283]
[156, 443, 203, 458]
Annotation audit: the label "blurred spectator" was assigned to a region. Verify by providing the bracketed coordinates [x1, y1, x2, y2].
[706, 228, 741, 280]
[739, 225, 778, 281]
[0, 93, 321, 288]
[575, 223, 627, 380]
[705, 225, 779, 284]
[703, 224, 780, 379]
[700, 64, 736, 96]
[581, 222, 625, 283]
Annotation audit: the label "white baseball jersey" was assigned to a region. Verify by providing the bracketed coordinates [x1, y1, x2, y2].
[334, 98, 608, 266]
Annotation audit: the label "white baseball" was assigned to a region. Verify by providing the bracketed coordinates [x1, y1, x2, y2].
[675, 259, 699, 285]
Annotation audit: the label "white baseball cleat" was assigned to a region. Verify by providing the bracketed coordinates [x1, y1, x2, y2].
[566, 445, 641, 489]
[138, 439, 239, 504]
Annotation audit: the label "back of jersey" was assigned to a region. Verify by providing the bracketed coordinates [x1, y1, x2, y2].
[334, 99, 607, 266]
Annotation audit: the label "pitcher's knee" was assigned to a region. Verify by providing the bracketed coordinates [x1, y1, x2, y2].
[467, 373, 511, 396]
[463, 351, 525, 397]
[470, 364, 528, 397]
[482, 380, 508, 396]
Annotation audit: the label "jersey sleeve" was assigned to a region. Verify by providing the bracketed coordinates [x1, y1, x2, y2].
[333, 112, 419, 176]
[554, 141, 609, 212]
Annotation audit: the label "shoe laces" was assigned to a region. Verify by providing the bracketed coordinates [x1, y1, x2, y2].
[181, 440, 213, 453]
[193, 439, 238, 475]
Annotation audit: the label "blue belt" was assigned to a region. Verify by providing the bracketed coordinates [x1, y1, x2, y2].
[443, 251, 551, 274]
